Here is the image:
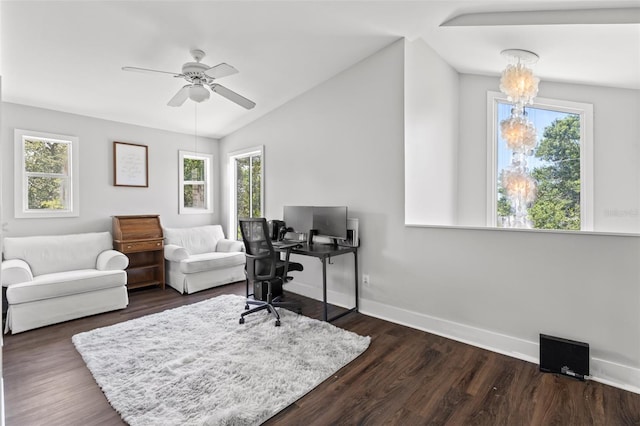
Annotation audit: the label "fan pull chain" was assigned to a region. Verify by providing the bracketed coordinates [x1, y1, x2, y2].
[194, 102, 198, 154]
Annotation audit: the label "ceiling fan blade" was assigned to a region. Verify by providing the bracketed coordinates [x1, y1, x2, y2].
[204, 63, 239, 79]
[167, 85, 190, 107]
[122, 66, 182, 78]
[210, 84, 256, 109]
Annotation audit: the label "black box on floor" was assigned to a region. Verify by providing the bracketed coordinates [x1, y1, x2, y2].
[540, 334, 589, 381]
[253, 280, 283, 301]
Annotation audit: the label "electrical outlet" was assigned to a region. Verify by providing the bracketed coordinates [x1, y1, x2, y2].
[362, 274, 370, 286]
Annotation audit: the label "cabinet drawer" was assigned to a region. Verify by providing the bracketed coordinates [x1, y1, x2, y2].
[120, 240, 163, 253]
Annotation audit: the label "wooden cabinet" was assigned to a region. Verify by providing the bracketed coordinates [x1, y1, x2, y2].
[112, 215, 165, 290]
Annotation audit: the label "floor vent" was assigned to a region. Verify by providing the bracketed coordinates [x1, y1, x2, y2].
[540, 333, 589, 381]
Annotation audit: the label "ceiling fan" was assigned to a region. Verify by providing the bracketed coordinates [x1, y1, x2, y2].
[122, 49, 256, 109]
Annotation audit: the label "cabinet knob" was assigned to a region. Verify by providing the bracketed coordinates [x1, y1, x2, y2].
[157, 242, 161, 246]
[127, 245, 132, 249]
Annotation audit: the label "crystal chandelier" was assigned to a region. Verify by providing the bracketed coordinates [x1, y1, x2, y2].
[500, 109, 537, 152]
[502, 169, 537, 203]
[499, 49, 540, 108]
[499, 49, 540, 228]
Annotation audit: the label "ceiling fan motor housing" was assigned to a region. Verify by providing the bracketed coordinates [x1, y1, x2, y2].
[182, 62, 210, 79]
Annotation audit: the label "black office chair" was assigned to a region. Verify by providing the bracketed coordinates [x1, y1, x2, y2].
[238, 218, 303, 326]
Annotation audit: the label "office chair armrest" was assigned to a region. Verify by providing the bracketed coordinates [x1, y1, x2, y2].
[244, 252, 271, 261]
[280, 247, 292, 281]
[245, 252, 279, 281]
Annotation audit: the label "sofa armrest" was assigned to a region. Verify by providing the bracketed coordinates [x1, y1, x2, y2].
[216, 239, 245, 253]
[164, 244, 190, 262]
[96, 250, 129, 271]
[1, 259, 34, 286]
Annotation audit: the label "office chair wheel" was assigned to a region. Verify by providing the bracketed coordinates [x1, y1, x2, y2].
[275, 320, 281, 327]
[239, 317, 245, 324]
[245, 304, 249, 310]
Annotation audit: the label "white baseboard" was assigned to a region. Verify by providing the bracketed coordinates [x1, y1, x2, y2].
[589, 357, 640, 394]
[287, 285, 640, 394]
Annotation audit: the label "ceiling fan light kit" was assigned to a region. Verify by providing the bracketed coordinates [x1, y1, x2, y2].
[122, 49, 255, 109]
[188, 83, 210, 103]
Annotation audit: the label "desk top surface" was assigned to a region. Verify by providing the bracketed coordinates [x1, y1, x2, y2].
[287, 242, 357, 258]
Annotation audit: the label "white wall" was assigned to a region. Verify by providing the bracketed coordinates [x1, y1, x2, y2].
[1, 103, 220, 237]
[0, 77, 5, 426]
[221, 38, 407, 306]
[220, 38, 640, 392]
[404, 38, 459, 226]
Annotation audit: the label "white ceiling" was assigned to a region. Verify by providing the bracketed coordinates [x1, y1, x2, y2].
[1, 1, 639, 139]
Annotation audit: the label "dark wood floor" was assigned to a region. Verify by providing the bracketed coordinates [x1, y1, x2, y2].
[3, 282, 640, 426]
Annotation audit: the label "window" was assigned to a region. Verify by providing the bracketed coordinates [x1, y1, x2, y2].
[487, 92, 593, 231]
[229, 146, 263, 239]
[14, 129, 79, 218]
[179, 151, 213, 214]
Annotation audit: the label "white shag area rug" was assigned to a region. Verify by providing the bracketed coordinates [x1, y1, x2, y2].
[72, 294, 370, 426]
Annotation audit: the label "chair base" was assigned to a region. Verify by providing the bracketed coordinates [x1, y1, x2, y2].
[239, 295, 301, 327]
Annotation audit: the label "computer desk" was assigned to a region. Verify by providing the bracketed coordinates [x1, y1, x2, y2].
[277, 242, 358, 322]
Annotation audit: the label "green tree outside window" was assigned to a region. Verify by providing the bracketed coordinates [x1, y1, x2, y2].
[183, 158, 206, 208]
[24, 139, 70, 210]
[235, 154, 262, 239]
[529, 115, 581, 230]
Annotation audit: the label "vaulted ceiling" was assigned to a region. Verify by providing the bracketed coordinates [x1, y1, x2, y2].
[1, 1, 638, 138]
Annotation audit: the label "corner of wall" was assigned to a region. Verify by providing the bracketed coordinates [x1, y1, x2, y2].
[404, 37, 460, 226]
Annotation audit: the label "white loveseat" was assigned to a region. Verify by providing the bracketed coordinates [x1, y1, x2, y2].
[163, 225, 245, 294]
[1, 232, 129, 334]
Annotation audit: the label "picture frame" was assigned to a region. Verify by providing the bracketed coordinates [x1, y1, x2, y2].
[113, 141, 148, 187]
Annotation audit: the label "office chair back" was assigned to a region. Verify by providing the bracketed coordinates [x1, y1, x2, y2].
[239, 217, 278, 280]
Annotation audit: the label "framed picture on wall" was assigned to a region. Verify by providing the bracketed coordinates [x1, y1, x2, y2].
[113, 141, 148, 187]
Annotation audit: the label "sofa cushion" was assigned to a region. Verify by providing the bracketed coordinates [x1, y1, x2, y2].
[179, 252, 245, 274]
[164, 225, 225, 255]
[216, 239, 244, 253]
[6, 269, 126, 304]
[3, 232, 113, 277]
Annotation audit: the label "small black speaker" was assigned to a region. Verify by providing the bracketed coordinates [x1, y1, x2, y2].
[540, 334, 589, 381]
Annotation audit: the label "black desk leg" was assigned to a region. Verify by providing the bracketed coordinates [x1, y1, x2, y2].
[322, 257, 328, 322]
[317, 248, 358, 323]
[354, 250, 359, 312]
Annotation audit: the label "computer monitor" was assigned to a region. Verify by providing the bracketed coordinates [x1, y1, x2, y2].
[313, 206, 348, 242]
[283, 205, 348, 245]
[283, 206, 313, 234]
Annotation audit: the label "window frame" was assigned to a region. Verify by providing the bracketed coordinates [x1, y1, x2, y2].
[486, 91, 594, 231]
[228, 145, 264, 239]
[14, 128, 79, 219]
[178, 150, 214, 215]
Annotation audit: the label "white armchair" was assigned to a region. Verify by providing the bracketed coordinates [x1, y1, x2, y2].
[1, 232, 129, 333]
[163, 225, 245, 294]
